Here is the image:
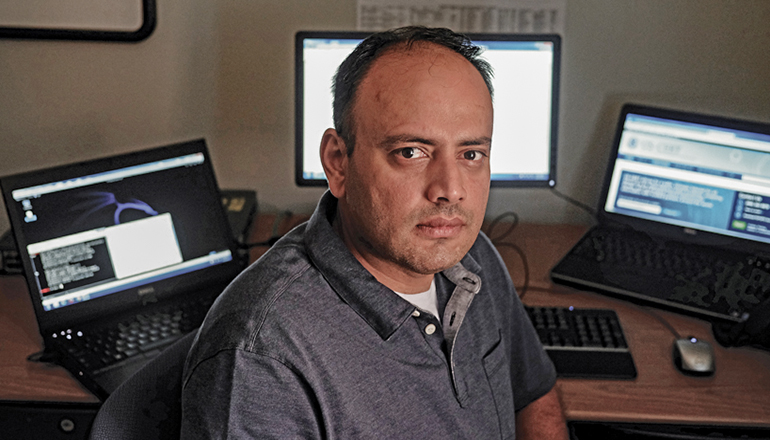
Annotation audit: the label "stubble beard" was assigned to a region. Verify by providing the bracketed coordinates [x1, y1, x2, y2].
[348, 196, 479, 276]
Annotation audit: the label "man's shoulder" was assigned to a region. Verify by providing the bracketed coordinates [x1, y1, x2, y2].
[189, 228, 327, 355]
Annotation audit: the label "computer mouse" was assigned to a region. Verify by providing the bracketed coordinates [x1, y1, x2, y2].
[672, 337, 715, 376]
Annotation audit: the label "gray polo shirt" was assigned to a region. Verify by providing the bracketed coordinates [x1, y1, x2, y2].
[182, 191, 556, 439]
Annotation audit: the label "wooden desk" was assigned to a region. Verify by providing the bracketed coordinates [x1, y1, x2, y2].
[1, 220, 769, 428]
[0, 275, 100, 403]
[490, 223, 770, 428]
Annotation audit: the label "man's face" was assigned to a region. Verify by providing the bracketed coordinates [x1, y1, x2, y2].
[327, 43, 493, 290]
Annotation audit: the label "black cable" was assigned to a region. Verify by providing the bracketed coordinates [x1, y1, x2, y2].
[639, 306, 682, 339]
[484, 190, 602, 300]
[494, 241, 530, 300]
[485, 211, 519, 242]
[484, 210, 532, 299]
[550, 187, 598, 223]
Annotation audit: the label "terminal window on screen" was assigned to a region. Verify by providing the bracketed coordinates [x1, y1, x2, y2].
[29, 213, 182, 300]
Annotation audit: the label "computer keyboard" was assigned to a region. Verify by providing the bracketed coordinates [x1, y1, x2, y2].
[556, 225, 769, 321]
[525, 305, 637, 379]
[57, 295, 214, 374]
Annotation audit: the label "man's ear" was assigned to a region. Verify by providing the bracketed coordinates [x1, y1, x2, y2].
[320, 128, 349, 199]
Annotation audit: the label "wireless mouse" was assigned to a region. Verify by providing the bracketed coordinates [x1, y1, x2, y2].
[672, 337, 715, 376]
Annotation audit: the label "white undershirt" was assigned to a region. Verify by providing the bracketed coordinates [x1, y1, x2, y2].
[394, 278, 440, 321]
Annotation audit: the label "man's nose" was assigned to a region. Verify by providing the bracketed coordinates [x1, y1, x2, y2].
[426, 156, 466, 205]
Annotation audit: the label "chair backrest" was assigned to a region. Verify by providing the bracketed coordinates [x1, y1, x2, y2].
[88, 331, 196, 440]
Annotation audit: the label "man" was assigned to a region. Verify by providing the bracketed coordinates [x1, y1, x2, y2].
[182, 26, 567, 439]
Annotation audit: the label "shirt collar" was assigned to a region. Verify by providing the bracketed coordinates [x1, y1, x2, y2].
[304, 191, 483, 340]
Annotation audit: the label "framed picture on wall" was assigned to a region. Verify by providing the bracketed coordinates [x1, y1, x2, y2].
[0, 0, 156, 42]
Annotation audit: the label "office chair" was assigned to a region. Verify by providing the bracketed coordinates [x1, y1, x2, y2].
[88, 330, 196, 440]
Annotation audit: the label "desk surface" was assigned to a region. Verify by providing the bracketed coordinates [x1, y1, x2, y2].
[491, 223, 770, 427]
[1, 218, 769, 426]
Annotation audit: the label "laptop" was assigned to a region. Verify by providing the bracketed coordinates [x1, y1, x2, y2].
[0, 139, 242, 400]
[551, 104, 770, 323]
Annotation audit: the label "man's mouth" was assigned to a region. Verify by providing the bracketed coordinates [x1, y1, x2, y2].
[416, 217, 466, 239]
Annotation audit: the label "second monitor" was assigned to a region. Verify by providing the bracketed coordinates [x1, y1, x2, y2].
[295, 31, 561, 188]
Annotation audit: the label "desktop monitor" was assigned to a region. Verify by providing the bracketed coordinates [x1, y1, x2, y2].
[295, 31, 560, 188]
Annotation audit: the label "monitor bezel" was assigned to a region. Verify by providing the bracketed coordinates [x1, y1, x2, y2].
[294, 30, 560, 188]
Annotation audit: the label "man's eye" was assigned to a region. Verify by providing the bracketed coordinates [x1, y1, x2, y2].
[463, 150, 485, 161]
[399, 147, 422, 159]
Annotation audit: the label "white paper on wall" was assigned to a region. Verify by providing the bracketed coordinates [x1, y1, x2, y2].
[357, 0, 566, 34]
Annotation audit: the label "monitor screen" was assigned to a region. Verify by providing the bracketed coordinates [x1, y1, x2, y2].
[602, 104, 770, 245]
[0, 140, 238, 317]
[295, 31, 560, 187]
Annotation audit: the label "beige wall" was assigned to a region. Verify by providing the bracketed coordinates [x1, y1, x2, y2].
[1, 0, 769, 234]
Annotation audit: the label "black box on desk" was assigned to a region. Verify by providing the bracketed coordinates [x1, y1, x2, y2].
[221, 189, 257, 244]
[221, 189, 257, 268]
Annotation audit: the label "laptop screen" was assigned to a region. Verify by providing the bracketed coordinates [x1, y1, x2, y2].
[1, 139, 237, 316]
[603, 105, 770, 245]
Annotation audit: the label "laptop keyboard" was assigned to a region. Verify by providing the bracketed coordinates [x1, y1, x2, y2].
[525, 305, 637, 379]
[54, 295, 215, 374]
[559, 226, 770, 320]
[579, 227, 727, 279]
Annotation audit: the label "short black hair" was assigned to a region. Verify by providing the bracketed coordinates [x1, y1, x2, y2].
[332, 26, 494, 155]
